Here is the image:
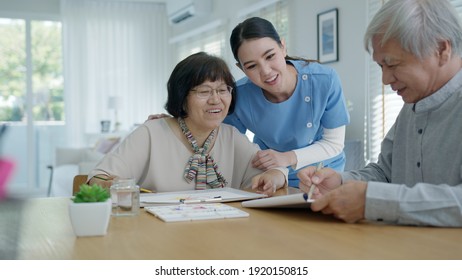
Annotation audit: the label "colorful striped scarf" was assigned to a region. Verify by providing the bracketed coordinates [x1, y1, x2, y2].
[178, 118, 227, 190]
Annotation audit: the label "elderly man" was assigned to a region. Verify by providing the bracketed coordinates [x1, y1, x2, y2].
[298, 0, 462, 227]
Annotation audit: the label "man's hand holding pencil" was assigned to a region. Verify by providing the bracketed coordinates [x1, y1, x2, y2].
[297, 163, 342, 199]
[297, 163, 367, 223]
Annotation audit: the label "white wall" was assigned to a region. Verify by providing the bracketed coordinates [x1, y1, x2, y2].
[0, 0, 60, 16]
[289, 0, 368, 142]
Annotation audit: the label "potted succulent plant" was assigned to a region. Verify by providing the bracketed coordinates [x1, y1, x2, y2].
[68, 183, 111, 237]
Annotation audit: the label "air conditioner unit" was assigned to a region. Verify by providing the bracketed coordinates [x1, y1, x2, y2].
[167, 0, 211, 25]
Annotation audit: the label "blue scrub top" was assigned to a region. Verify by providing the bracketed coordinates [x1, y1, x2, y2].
[224, 60, 350, 186]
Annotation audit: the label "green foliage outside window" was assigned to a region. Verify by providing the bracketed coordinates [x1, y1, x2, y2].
[0, 18, 64, 122]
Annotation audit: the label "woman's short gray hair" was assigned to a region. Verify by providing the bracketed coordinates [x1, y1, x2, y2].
[364, 0, 462, 60]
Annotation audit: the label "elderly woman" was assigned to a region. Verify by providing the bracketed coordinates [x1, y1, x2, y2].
[88, 52, 287, 196]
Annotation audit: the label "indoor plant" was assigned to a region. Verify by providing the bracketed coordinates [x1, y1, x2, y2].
[68, 183, 111, 237]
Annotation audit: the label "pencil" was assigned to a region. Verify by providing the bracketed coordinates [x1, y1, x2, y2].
[94, 175, 110, 181]
[307, 162, 324, 200]
[140, 188, 152, 193]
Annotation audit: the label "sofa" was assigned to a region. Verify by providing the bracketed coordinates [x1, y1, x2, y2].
[48, 137, 120, 197]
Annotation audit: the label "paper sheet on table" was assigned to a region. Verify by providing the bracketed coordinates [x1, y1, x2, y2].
[145, 203, 249, 222]
[140, 187, 266, 207]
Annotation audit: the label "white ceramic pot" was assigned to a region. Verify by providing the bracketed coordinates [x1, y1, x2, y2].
[68, 199, 111, 237]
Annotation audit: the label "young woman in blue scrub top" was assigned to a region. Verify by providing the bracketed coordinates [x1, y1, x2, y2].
[225, 17, 350, 186]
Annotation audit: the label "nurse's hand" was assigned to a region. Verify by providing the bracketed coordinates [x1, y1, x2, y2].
[251, 149, 296, 170]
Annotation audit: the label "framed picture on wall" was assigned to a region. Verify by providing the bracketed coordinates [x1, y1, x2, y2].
[317, 8, 338, 63]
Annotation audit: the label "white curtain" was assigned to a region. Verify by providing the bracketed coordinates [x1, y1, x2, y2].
[61, 0, 169, 147]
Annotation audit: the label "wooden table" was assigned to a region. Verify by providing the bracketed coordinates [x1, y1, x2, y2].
[9, 188, 462, 260]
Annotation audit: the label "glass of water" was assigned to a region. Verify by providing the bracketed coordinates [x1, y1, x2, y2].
[110, 178, 140, 217]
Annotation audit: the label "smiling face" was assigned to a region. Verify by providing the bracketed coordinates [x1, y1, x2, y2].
[372, 36, 443, 103]
[237, 37, 293, 96]
[184, 79, 232, 134]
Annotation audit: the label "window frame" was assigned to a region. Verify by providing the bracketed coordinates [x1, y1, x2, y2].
[0, 12, 63, 193]
[0, 14, 63, 124]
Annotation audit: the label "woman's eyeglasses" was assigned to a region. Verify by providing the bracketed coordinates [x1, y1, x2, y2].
[190, 85, 233, 99]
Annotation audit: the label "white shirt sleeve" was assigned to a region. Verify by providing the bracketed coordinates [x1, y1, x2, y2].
[292, 126, 345, 170]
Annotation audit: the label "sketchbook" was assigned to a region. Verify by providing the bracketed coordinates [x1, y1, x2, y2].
[140, 187, 267, 207]
[145, 203, 249, 222]
[241, 193, 313, 209]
